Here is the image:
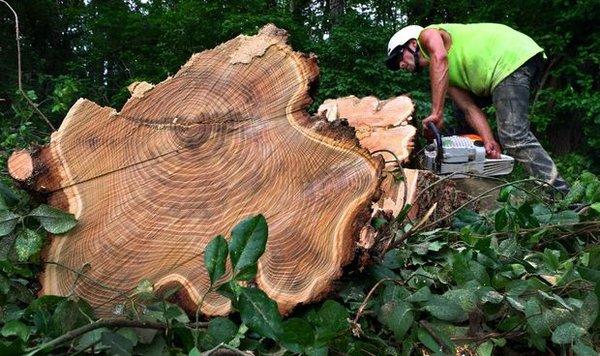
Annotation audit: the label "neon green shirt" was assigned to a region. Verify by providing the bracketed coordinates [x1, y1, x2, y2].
[418, 23, 544, 96]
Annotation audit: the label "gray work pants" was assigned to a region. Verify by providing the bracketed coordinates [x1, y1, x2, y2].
[492, 55, 569, 194]
[453, 55, 569, 194]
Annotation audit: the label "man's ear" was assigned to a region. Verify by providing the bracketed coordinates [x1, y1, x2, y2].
[408, 39, 418, 49]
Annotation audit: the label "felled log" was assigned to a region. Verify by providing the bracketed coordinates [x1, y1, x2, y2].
[317, 95, 416, 166]
[8, 25, 383, 316]
[317, 95, 473, 253]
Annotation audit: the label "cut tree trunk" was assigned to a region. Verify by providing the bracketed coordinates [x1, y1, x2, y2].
[8, 25, 384, 316]
[318, 95, 474, 253]
[317, 95, 416, 166]
[9, 27, 472, 317]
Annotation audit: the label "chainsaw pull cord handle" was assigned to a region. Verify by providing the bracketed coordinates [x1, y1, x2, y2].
[427, 122, 443, 173]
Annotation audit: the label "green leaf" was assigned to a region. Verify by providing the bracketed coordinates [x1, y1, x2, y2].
[371, 217, 388, 229]
[135, 335, 167, 355]
[377, 300, 413, 341]
[573, 340, 598, 356]
[200, 317, 238, 350]
[1, 320, 29, 341]
[217, 280, 241, 301]
[0, 274, 10, 294]
[506, 296, 526, 312]
[75, 327, 109, 351]
[116, 328, 139, 347]
[28, 204, 77, 234]
[532, 204, 552, 224]
[497, 185, 514, 202]
[0, 195, 8, 211]
[423, 295, 468, 322]
[229, 215, 267, 280]
[525, 299, 548, 335]
[551, 322, 586, 344]
[280, 318, 315, 353]
[549, 210, 579, 226]
[24, 295, 65, 335]
[135, 279, 154, 302]
[590, 202, 600, 213]
[52, 299, 94, 336]
[538, 291, 573, 311]
[443, 288, 477, 313]
[164, 305, 189, 323]
[476, 341, 494, 356]
[499, 238, 518, 258]
[101, 330, 134, 356]
[382, 249, 405, 269]
[406, 286, 431, 302]
[585, 180, 600, 202]
[479, 289, 504, 304]
[417, 327, 440, 353]
[563, 181, 586, 206]
[578, 266, 600, 284]
[171, 324, 193, 350]
[453, 209, 489, 233]
[304, 346, 328, 356]
[238, 287, 282, 340]
[0, 211, 20, 236]
[494, 208, 509, 231]
[313, 300, 349, 344]
[188, 347, 201, 356]
[0, 182, 20, 207]
[346, 340, 382, 356]
[381, 283, 409, 303]
[543, 307, 573, 330]
[577, 292, 598, 329]
[580, 172, 597, 184]
[15, 228, 44, 261]
[428, 241, 445, 252]
[395, 203, 413, 223]
[204, 235, 228, 285]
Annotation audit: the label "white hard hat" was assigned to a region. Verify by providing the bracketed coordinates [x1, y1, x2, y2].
[386, 25, 424, 70]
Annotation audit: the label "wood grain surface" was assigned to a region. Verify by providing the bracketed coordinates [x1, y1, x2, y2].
[317, 95, 416, 165]
[9, 25, 383, 316]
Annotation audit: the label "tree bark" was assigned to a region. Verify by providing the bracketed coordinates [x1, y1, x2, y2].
[330, 0, 344, 20]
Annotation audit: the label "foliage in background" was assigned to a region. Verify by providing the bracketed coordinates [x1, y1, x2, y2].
[1, 0, 598, 180]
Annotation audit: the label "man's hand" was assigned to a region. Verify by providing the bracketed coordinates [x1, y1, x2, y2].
[422, 113, 443, 139]
[484, 139, 502, 159]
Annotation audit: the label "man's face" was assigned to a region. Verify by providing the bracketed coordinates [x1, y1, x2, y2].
[398, 41, 417, 72]
[398, 49, 415, 71]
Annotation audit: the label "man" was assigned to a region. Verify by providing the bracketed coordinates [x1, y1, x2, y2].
[386, 23, 569, 194]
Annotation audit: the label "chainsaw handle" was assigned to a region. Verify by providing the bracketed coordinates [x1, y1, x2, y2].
[427, 122, 443, 172]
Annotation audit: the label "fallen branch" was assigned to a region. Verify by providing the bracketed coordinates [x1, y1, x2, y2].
[25, 318, 167, 355]
[419, 320, 452, 354]
[451, 330, 526, 343]
[351, 277, 399, 333]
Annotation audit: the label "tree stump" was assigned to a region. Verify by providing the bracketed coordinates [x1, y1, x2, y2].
[8, 25, 384, 316]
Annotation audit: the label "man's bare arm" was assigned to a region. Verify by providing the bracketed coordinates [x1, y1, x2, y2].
[448, 86, 501, 158]
[420, 28, 449, 131]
